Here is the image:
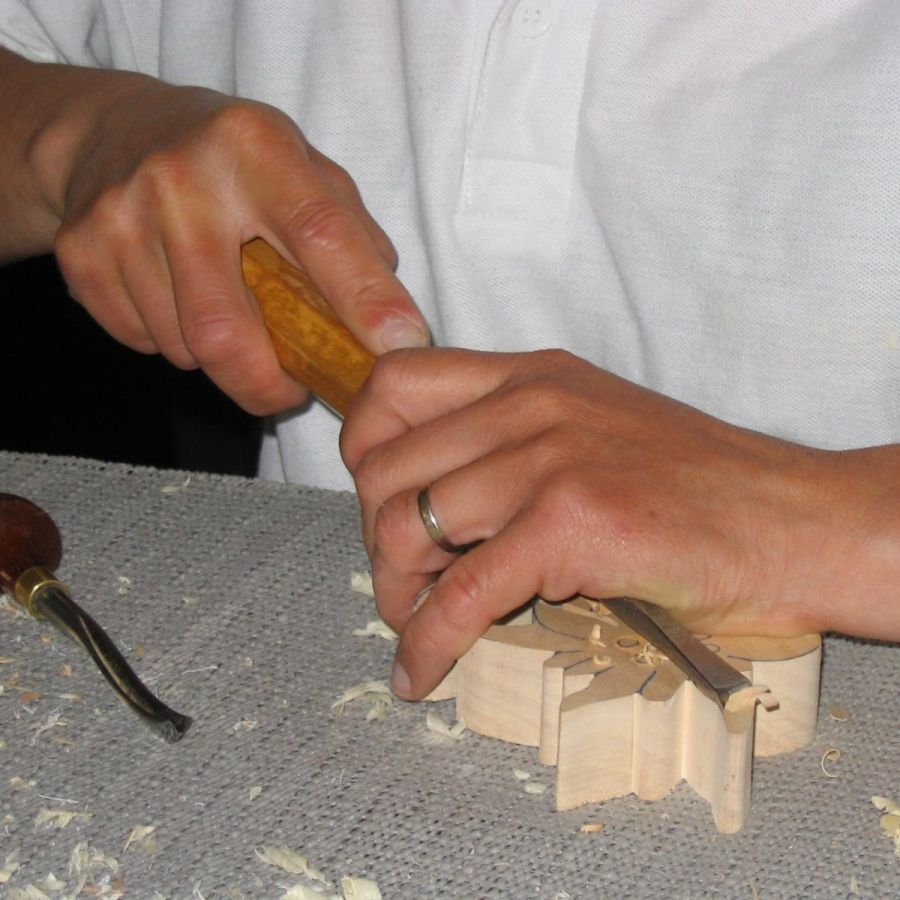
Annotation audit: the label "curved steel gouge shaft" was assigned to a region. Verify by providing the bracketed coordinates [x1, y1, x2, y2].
[0, 493, 191, 743]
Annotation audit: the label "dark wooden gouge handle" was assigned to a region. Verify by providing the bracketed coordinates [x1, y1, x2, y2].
[241, 238, 376, 417]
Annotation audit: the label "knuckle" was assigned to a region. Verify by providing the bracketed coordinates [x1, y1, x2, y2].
[207, 99, 297, 147]
[181, 308, 245, 365]
[435, 558, 487, 635]
[372, 496, 412, 558]
[282, 196, 356, 255]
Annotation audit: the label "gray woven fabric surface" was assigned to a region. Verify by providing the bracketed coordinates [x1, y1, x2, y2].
[0, 450, 897, 899]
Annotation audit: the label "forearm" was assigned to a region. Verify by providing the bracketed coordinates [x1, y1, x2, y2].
[0, 47, 160, 261]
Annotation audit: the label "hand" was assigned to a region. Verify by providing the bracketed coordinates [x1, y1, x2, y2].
[6, 49, 428, 414]
[341, 348, 900, 699]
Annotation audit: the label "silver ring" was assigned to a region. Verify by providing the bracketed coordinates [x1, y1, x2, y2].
[417, 486, 463, 554]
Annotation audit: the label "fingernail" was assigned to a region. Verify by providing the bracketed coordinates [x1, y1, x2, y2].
[390, 660, 412, 698]
[379, 318, 430, 352]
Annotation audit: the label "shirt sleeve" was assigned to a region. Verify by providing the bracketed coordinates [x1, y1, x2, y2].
[0, 0, 112, 66]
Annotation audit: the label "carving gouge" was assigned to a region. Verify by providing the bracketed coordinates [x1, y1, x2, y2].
[0, 493, 192, 742]
[240, 238, 754, 708]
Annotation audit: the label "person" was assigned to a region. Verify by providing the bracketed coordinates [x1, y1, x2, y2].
[1, 2, 898, 701]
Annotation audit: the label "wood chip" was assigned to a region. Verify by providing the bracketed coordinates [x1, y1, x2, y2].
[352, 620, 397, 641]
[425, 711, 466, 740]
[827, 703, 849, 721]
[524, 782, 547, 795]
[340, 876, 383, 899]
[579, 822, 605, 834]
[255, 847, 327, 882]
[820, 747, 842, 778]
[331, 681, 393, 720]
[350, 571, 375, 597]
[123, 824, 157, 852]
[34, 808, 92, 830]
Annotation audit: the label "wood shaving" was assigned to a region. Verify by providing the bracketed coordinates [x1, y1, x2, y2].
[820, 748, 842, 778]
[331, 681, 393, 720]
[579, 822, 605, 834]
[281, 887, 339, 900]
[425, 711, 466, 741]
[58, 663, 73, 677]
[248, 785, 263, 801]
[18, 690, 42, 704]
[340, 876, 383, 899]
[67, 842, 119, 897]
[723, 684, 777, 714]
[10, 777, 36, 791]
[123, 824, 157, 853]
[34, 808, 92, 829]
[872, 796, 900, 855]
[161, 474, 192, 493]
[116, 577, 132, 595]
[31, 709, 68, 742]
[0, 851, 20, 883]
[7, 886, 53, 899]
[232, 717, 258, 732]
[513, 769, 532, 781]
[255, 846, 327, 882]
[352, 620, 397, 641]
[350, 571, 375, 597]
[827, 703, 849, 721]
[524, 782, 548, 795]
[849, 875, 861, 895]
[36, 873, 66, 892]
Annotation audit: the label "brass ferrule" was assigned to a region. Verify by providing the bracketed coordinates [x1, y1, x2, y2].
[14, 565, 67, 619]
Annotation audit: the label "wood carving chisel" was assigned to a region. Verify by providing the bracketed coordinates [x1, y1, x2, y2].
[0, 492, 192, 742]
[240, 238, 753, 708]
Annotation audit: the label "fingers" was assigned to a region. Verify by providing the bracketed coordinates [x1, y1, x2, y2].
[55, 92, 428, 414]
[387, 514, 565, 700]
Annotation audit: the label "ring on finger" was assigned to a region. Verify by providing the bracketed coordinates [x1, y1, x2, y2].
[417, 485, 465, 554]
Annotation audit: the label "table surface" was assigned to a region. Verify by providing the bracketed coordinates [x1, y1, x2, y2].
[0, 451, 897, 899]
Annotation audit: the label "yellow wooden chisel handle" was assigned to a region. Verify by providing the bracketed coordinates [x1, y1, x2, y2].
[240, 238, 376, 417]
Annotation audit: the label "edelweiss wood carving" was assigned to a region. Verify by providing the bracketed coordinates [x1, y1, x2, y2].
[433, 597, 821, 833]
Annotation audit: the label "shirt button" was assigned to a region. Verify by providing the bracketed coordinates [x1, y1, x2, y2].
[512, 0, 554, 38]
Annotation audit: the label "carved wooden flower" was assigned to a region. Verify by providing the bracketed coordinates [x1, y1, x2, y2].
[438, 596, 821, 833]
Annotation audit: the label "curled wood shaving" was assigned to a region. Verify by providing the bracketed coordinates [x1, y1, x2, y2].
[827, 703, 849, 721]
[350, 571, 375, 597]
[340, 876, 383, 899]
[161, 474, 192, 493]
[9, 777, 36, 791]
[724, 685, 777, 714]
[425, 711, 466, 741]
[123, 824, 157, 853]
[0, 851, 20, 883]
[352, 620, 397, 641]
[67, 842, 119, 897]
[872, 796, 900, 855]
[35, 873, 66, 892]
[34, 808, 92, 830]
[255, 846, 327, 882]
[331, 681, 393, 720]
[820, 748, 842, 778]
[281, 887, 339, 900]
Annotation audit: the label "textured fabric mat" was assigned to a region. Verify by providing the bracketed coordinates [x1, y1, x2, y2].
[0, 451, 897, 898]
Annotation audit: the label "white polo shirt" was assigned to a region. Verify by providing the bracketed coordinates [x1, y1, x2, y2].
[3, 1, 898, 489]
